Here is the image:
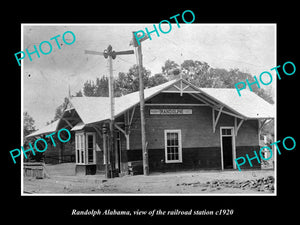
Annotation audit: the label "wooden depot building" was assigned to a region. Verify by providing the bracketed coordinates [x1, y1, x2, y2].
[27, 78, 275, 175]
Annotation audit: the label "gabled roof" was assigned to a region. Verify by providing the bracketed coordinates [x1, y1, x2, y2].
[70, 97, 111, 125]
[69, 78, 274, 125]
[26, 119, 59, 138]
[69, 79, 178, 125]
[116, 79, 178, 116]
[27, 78, 275, 137]
[199, 88, 274, 119]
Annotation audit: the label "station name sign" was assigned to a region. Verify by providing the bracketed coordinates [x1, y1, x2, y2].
[150, 109, 192, 115]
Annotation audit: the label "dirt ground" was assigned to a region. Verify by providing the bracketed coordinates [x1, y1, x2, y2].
[23, 163, 275, 195]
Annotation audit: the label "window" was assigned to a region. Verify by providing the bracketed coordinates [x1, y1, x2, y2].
[75, 132, 96, 165]
[86, 133, 96, 164]
[221, 128, 232, 136]
[75, 133, 85, 164]
[164, 130, 182, 163]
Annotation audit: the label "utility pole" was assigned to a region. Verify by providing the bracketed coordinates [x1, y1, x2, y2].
[107, 47, 115, 178]
[131, 32, 149, 175]
[85, 45, 134, 178]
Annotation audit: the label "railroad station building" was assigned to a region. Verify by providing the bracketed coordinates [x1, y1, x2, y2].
[26, 78, 275, 175]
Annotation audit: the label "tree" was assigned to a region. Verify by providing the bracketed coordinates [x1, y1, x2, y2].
[53, 97, 69, 121]
[148, 73, 168, 87]
[161, 59, 274, 104]
[23, 111, 36, 137]
[77, 76, 109, 97]
[94, 76, 109, 97]
[23, 112, 44, 162]
[76, 65, 168, 98]
[76, 59, 274, 104]
[162, 59, 180, 78]
[75, 89, 83, 97]
[83, 80, 96, 96]
[181, 60, 210, 76]
[115, 64, 151, 95]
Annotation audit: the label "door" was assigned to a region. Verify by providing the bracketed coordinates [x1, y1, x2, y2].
[220, 127, 236, 170]
[222, 136, 233, 169]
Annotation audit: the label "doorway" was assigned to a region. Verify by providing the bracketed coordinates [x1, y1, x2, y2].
[220, 127, 236, 170]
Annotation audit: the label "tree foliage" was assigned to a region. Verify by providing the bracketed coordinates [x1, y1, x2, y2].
[82, 76, 109, 97]
[53, 97, 70, 121]
[23, 112, 45, 162]
[115, 65, 151, 95]
[23, 111, 36, 137]
[115, 64, 168, 95]
[161, 59, 274, 104]
[53, 59, 273, 122]
[75, 89, 83, 97]
[77, 64, 168, 98]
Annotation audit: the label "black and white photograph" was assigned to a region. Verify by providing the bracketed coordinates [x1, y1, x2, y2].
[21, 23, 276, 195]
[3, 4, 299, 222]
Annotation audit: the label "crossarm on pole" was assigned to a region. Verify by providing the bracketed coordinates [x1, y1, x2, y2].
[115, 50, 134, 55]
[84, 50, 104, 55]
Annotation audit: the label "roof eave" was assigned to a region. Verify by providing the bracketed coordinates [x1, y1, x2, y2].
[246, 116, 274, 120]
[113, 79, 180, 119]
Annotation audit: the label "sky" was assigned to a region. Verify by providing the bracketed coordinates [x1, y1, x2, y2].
[22, 24, 276, 129]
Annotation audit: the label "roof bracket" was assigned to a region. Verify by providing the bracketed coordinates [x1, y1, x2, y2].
[129, 106, 136, 127]
[114, 123, 126, 136]
[258, 118, 273, 135]
[91, 125, 102, 137]
[62, 118, 74, 128]
[212, 106, 224, 133]
[234, 117, 244, 136]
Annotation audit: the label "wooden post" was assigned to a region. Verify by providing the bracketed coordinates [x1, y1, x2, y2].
[85, 45, 134, 178]
[59, 141, 64, 164]
[102, 124, 109, 179]
[108, 53, 115, 178]
[135, 44, 149, 176]
[124, 111, 130, 150]
[108, 54, 115, 138]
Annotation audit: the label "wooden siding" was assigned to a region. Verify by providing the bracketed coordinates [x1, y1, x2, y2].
[127, 93, 259, 151]
[75, 92, 260, 173]
[126, 146, 261, 172]
[121, 92, 260, 171]
[146, 93, 205, 104]
[236, 146, 261, 169]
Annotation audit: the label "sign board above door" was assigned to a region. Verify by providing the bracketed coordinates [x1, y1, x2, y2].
[149, 109, 192, 115]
